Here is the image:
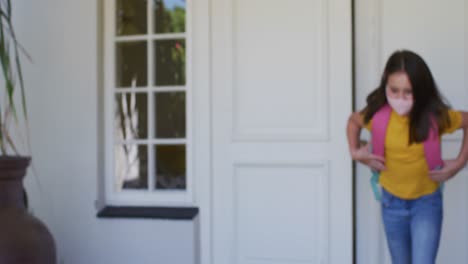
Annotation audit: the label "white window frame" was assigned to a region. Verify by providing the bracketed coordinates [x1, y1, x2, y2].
[103, 0, 193, 206]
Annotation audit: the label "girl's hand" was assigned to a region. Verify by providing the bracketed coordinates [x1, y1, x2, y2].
[351, 144, 387, 171]
[429, 159, 464, 182]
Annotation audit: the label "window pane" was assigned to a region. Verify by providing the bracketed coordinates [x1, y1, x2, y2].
[155, 92, 186, 138]
[154, 0, 186, 34]
[115, 93, 148, 140]
[115, 145, 148, 190]
[116, 42, 148, 87]
[116, 0, 148, 36]
[155, 39, 186, 86]
[155, 145, 186, 190]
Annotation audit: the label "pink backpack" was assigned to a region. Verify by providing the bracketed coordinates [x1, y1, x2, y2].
[370, 104, 443, 200]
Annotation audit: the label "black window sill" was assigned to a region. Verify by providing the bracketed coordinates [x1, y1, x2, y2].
[97, 206, 199, 220]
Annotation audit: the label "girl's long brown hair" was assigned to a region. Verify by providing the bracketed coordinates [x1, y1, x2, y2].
[362, 50, 451, 144]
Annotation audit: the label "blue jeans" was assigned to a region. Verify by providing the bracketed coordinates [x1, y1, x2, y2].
[381, 188, 443, 264]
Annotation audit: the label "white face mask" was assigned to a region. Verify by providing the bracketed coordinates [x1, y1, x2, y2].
[386, 91, 413, 116]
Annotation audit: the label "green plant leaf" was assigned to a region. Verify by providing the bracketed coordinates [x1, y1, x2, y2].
[7, 17, 27, 121]
[0, 0, 28, 155]
[6, 0, 11, 18]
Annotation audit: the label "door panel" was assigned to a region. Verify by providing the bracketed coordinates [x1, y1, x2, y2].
[212, 0, 353, 263]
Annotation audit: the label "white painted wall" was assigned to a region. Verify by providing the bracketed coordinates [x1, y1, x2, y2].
[13, 1, 197, 263]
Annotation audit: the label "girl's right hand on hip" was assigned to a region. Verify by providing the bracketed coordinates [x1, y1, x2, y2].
[351, 144, 387, 171]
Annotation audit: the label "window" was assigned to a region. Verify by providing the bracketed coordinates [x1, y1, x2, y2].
[103, 0, 192, 207]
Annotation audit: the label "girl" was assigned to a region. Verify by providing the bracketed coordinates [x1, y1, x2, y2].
[347, 50, 468, 264]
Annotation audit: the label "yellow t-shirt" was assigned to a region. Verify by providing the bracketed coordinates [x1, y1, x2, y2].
[364, 109, 462, 199]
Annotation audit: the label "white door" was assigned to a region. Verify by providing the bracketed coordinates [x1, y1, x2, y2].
[355, 0, 468, 263]
[211, 0, 353, 263]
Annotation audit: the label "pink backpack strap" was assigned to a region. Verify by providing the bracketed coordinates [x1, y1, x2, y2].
[371, 105, 392, 158]
[424, 117, 443, 170]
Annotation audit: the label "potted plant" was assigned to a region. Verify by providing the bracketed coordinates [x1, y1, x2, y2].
[0, 1, 56, 263]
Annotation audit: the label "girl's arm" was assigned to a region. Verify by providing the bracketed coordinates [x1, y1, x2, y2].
[457, 111, 468, 167]
[347, 112, 386, 171]
[430, 111, 468, 182]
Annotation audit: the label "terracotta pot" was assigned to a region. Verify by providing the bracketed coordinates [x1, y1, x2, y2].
[0, 156, 56, 264]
